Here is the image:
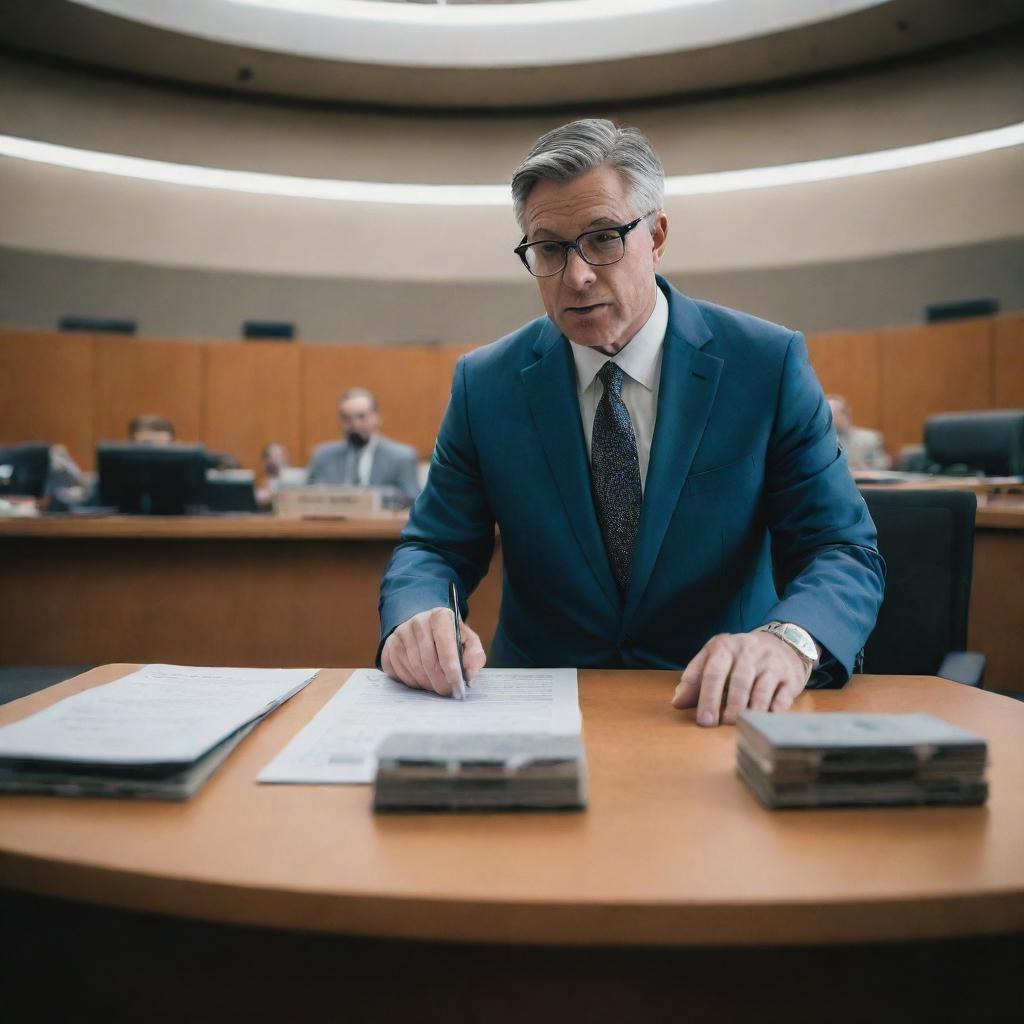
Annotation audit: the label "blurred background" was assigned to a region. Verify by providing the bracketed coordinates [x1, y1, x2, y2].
[1, 0, 1022, 469]
[0, 0, 1022, 680]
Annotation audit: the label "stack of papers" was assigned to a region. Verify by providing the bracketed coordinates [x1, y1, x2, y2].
[259, 668, 583, 789]
[373, 732, 587, 812]
[0, 665, 318, 800]
[736, 711, 989, 809]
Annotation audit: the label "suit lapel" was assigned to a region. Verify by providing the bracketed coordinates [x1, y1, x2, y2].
[624, 284, 723, 625]
[520, 322, 621, 615]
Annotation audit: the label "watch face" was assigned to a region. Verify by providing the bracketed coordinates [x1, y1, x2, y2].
[781, 626, 815, 661]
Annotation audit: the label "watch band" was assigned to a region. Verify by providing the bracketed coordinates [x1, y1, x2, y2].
[757, 621, 820, 677]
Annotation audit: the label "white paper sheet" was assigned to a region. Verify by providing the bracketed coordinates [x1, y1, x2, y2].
[258, 668, 581, 784]
[0, 664, 319, 765]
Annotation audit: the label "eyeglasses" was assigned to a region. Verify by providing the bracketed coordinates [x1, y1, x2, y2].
[513, 213, 654, 278]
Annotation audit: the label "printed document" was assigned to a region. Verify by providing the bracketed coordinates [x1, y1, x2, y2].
[259, 668, 581, 784]
[0, 664, 318, 765]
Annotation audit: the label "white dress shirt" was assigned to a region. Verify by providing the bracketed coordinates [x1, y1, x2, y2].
[356, 433, 380, 486]
[569, 287, 669, 492]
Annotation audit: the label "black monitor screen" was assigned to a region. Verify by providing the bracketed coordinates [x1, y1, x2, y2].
[98, 443, 207, 515]
[0, 442, 51, 498]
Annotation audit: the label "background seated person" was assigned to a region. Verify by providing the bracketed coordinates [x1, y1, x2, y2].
[827, 394, 891, 471]
[129, 413, 175, 446]
[128, 413, 237, 468]
[44, 443, 88, 504]
[256, 442, 306, 507]
[307, 388, 421, 505]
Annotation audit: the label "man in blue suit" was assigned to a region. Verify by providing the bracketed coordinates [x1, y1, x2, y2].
[379, 119, 883, 727]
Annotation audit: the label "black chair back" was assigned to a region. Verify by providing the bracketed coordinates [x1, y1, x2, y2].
[924, 410, 1024, 476]
[861, 489, 976, 676]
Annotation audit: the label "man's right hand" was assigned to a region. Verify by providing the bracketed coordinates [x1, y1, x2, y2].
[380, 607, 487, 697]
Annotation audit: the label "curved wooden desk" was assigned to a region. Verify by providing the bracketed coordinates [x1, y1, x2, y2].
[2, 666, 1022, 948]
[0, 517, 503, 668]
[1, 509, 1021, 690]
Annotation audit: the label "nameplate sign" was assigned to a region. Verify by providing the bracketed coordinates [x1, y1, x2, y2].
[274, 485, 385, 519]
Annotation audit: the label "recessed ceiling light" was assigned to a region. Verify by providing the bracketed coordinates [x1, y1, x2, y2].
[1, 123, 1021, 206]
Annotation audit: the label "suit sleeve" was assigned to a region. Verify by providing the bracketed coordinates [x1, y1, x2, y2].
[377, 356, 496, 663]
[306, 447, 325, 484]
[760, 331, 885, 685]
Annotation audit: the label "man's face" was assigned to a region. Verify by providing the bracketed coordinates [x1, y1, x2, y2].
[522, 164, 668, 355]
[132, 428, 174, 446]
[339, 396, 380, 443]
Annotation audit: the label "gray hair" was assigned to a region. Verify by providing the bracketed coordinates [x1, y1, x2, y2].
[510, 119, 665, 232]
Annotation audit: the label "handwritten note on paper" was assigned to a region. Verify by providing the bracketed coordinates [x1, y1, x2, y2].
[258, 668, 581, 784]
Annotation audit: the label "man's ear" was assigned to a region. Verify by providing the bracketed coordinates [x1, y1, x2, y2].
[650, 211, 669, 266]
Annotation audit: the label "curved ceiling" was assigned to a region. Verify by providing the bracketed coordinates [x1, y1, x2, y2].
[3, 0, 1022, 108]
[72, 0, 889, 68]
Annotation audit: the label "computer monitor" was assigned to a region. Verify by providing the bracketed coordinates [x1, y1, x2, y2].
[97, 442, 208, 515]
[0, 442, 51, 498]
[203, 469, 260, 513]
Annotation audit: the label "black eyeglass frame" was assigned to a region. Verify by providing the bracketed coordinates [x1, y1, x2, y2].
[513, 212, 655, 278]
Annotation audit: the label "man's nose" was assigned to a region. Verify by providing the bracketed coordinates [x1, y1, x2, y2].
[562, 247, 596, 289]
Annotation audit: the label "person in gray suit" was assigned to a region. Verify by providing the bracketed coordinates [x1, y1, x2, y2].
[306, 387, 421, 504]
[827, 395, 891, 471]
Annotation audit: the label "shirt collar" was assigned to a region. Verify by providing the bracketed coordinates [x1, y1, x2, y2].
[569, 285, 668, 394]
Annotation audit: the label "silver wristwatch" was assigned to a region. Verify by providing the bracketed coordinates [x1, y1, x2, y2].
[757, 621, 820, 677]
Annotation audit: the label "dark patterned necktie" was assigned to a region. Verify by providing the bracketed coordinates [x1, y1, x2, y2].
[590, 361, 642, 594]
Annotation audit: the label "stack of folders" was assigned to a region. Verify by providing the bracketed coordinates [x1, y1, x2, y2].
[736, 711, 989, 809]
[0, 665, 318, 800]
[373, 733, 587, 812]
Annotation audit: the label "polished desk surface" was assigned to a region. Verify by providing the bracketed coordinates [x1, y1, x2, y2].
[0, 514, 408, 540]
[1, 666, 1022, 947]
[0, 498, 1020, 535]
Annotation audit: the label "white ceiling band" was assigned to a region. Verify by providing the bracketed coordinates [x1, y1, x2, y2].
[74, 0, 888, 69]
[1, 122, 1022, 207]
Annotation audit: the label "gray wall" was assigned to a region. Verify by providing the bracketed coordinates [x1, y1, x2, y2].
[1, 240, 1021, 342]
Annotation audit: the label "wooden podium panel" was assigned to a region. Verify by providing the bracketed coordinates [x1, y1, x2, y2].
[878, 320, 993, 455]
[0, 517, 503, 669]
[993, 313, 1024, 408]
[93, 336, 204, 445]
[0, 330, 95, 470]
[806, 330, 883, 430]
[203, 342, 302, 469]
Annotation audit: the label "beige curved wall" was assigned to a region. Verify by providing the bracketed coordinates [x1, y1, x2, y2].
[0, 30, 1021, 337]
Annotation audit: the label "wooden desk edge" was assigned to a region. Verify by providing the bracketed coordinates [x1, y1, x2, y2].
[2, 855, 1022, 948]
[0, 516, 409, 540]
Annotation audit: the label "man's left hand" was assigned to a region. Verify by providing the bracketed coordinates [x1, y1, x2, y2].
[671, 631, 809, 727]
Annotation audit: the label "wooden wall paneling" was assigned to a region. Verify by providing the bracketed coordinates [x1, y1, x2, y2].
[993, 313, 1024, 408]
[93, 336, 204, 446]
[805, 330, 883, 431]
[203, 342, 302, 471]
[0, 328, 96, 471]
[878, 320, 994, 458]
[300, 345, 445, 462]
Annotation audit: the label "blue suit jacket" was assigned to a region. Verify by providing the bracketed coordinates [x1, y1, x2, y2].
[380, 277, 884, 685]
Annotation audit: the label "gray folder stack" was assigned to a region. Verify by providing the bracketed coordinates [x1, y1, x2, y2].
[736, 711, 988, 809]
[373, 732, 587, 811]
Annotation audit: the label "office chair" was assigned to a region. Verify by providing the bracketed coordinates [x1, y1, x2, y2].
[860, 488, 985, 686]
[924, 410, 1024, 477]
